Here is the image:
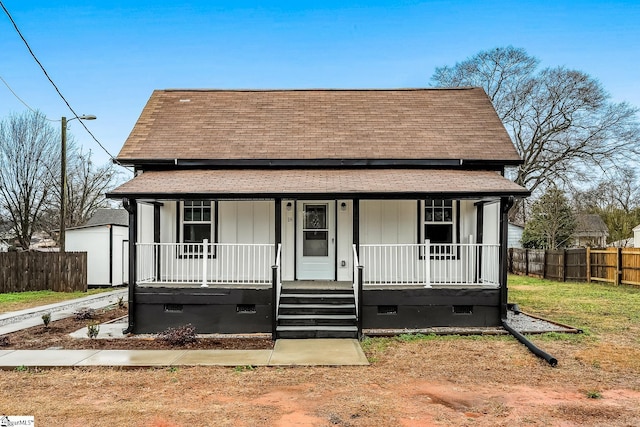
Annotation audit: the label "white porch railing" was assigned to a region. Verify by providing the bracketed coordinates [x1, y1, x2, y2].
[359, 238, 500, 287]
[137, 241, 274, 286]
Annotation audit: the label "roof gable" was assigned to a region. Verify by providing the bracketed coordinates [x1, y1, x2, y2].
[117, 88, 521, 165]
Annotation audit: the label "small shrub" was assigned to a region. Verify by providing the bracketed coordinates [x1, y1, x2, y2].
[117, 296, 126, 309]
[87, 322, 100, 339]
[233, 365, 255, 372]
[42, 312, 51, 328]
[159, 324, 197, 346]
[0, 335, 10, 347]
[15, 365, 28, 372]
[75, 307, 96, 320]
[586, 390, 602, 399]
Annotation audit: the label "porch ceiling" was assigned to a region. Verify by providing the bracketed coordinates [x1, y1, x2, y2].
[108, 169, 530, 200]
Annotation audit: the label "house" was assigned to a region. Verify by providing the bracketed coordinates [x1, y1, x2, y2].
[508, 223, 524, 249]
[107, 88, 529, 338]
[65, 208, 129, 287]
[573, 214, 609, 248]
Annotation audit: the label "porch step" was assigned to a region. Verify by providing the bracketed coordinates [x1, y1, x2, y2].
[276, 325, 358, 339]
[278, 314, 356, 327]
[276, 288, 358, 339]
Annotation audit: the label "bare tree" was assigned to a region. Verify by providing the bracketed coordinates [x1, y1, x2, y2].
[40, 149, 121, 230]
[572, 167, 640, 244]
[0, 111, 123, 249]
[0, 111, 58, 249]
[431, 46, 640, 200]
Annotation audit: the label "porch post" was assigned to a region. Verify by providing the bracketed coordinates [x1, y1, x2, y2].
[153, 203, 161, 280]
[273, 198, 282, 339]
[499, 197, 514, 320]
[123, 198, 138, 334]
[353, 199, 360, 255]
[475, 201, 485, 283]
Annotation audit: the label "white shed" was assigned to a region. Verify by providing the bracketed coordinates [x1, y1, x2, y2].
[634, 224, 640, 248]
[65, 209, 129, 287]
[508, 223, 524, 248]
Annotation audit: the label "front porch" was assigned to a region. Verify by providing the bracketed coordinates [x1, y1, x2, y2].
[135, 242, 501, 288]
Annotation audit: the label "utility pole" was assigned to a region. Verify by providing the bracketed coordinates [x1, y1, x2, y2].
[59, 114, 96, 253]
[60, 116, 67, 253]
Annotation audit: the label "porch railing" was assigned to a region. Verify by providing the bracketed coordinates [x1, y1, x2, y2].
[359, 239, 500, 286]
[137, 241, 274, 286]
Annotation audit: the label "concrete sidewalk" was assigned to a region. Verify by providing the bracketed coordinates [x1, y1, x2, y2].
[0, 339, 369, 367]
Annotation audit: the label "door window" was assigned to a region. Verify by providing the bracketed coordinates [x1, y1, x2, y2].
[303, 204, 328, 256]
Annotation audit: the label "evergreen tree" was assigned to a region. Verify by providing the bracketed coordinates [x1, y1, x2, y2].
[522, 188, 576, 249]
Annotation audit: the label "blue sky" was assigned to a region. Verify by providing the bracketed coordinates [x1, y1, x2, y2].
[1, 0, 639, 166]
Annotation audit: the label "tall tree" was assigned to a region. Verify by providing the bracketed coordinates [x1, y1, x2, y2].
[522, 187, 576, 249]
[431, 46, 640, 198]
[0, 111, 58, 249]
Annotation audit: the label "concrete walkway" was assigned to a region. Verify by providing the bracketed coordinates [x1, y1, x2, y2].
[0, 288, 127, 335]
[0, 290, 369, 367]
[0, 339, 369, 368]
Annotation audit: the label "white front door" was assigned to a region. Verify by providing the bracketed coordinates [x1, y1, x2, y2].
[296, 201, 335, 280]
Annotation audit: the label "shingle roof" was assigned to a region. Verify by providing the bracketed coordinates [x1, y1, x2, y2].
[575, 214, 608, 235]
[108, 169, 530, 199]
[117, 88, 521, 164]
[85, 209, 129, 227]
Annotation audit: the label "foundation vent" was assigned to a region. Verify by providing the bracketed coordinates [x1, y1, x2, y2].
[453, 305, 473, 314]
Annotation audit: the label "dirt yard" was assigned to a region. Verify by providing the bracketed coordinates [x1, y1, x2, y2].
[2, 307, 640, 426]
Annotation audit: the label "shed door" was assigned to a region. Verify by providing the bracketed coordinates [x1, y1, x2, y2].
[296, 202, 335, 280]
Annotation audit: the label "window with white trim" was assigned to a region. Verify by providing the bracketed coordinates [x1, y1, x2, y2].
[423, 198, 457, 256]
[180, 200, 215, 254]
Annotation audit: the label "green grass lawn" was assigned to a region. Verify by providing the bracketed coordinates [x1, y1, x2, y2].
[0, 288, 114, 314]
[508, 274, 640, 337]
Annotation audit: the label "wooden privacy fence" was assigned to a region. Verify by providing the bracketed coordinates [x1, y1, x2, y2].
[509, 248, 587, 282]
[509, 247, 640, 286]
[588, 247, 640, 286]
[0, 251, 87, 293]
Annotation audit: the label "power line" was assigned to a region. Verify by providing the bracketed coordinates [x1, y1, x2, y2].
[0, 0, 127, 169]
[0, 75, 58, 121]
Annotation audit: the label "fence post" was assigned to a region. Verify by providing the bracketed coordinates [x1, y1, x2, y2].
[525, 249, 529, 277]
[542, 250, 548, 280]
[616, 247, 622, 286]
[586, 247, 591, 283]
[562, 249, 567, 282]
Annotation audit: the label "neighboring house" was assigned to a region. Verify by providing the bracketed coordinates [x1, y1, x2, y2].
[508, 223, 524, 249]
[65, 209, 129, 287]
[108, 88, 529, 338]
[573, 214, 609, 248]
[0, 240, 9, 252]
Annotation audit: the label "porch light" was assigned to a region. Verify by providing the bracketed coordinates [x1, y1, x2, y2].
[341, 202, 347, 211]
[286, 202, 292, 211]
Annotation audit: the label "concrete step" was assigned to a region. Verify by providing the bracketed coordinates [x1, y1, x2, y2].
[276, 325, 359, 339]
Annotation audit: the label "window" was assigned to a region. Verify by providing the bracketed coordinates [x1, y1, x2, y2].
[179, 200, 216, 255]
[422, 199, 458, 257]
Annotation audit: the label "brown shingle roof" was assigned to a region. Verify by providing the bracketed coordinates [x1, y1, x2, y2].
[108, 169, 530, 198]
[117, 88, 521, 163]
